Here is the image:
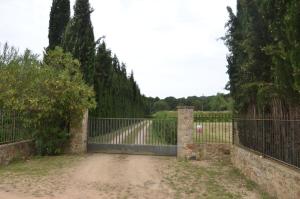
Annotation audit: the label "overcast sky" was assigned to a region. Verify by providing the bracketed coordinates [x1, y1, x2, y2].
[0, 0, 236, 98]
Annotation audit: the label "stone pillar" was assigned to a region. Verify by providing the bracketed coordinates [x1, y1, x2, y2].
[67, 110, 88, 154]
[177, 106, 194, 160]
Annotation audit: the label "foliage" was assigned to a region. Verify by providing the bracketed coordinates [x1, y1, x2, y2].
[150, 94, 233, 113]
[0, 45, 95, 155]
[153, 111, 232, 122]
[48, 0, 70, 50]
[63, 0, 95, 85]
[93, 40, 147, 118]
[0, 43, 40, 67]
[224, 0, 300, 117]
[153, 100, 170, 112]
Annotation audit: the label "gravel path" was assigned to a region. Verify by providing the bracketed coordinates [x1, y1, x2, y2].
[0, 154, 174, 199]
[0, 153, 272, 199]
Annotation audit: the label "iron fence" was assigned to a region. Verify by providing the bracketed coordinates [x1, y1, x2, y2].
[0, 110, 31, 145]
[193, 114, 233, 144]
[233, 117, 300, 169]
[88, 118, 177, 146]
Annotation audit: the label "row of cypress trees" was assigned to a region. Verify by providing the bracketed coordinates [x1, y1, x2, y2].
[224, 0, 300, 118]
[47, 0, 147, 118]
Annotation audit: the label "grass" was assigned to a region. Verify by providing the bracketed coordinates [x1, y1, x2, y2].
[89, 121, 140, 144]
[194, 122, 232, 144]
[164, 157, 275, 199]
[0, 155, 81, 177]
[146, 126, 169, 145]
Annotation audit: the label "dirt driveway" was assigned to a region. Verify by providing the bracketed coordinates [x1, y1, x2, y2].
[0, 154, 273, 199]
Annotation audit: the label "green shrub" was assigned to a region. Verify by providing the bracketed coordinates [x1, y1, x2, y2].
[0, 45, 96, 155]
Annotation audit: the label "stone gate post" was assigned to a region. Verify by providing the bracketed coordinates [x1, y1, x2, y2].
[177, 106, 194, 160]
[67, 110, 88, 154]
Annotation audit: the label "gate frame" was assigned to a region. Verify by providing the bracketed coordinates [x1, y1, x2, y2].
[72, 107, 196, 159]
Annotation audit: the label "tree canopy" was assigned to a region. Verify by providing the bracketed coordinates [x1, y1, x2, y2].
[48, 0, 70, 50]
[224, 0, 300, 117]
[63, 0, 95, 85]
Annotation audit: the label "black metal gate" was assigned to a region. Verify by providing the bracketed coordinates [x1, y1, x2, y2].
[87, 117, 177, 156]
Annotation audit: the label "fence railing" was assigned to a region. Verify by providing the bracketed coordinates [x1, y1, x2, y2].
[88, 118, 177, 146]
[233, 117, 300, 169]
[0, 110, 31, 145]
[193, 114, 233, 144]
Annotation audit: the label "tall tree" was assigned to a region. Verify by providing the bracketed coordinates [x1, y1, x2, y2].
[48, 0, 70, 50]
[63, 0, 95, 85]
[224, 0, 300, 117]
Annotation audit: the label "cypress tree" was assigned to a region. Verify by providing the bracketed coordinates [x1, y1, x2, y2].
[63, 0, 95, 85]
[48, 0, 70, 50]
[94, 41, 113, 117]
[224, 0, 300, 117]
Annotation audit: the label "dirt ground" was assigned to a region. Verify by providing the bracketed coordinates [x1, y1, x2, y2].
[0, 154, 273, 199]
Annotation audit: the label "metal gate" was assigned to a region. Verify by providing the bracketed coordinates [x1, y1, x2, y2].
[87, 117, 177, 156]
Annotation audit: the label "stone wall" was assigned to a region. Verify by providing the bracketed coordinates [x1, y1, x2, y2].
[195, 144, 231, 160]
[232, 146, 300, 199]
[0, 140, 34, 166]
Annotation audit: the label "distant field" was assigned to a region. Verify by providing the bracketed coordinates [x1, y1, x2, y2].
[152, 111, 233, 144]
[193, 122, 232, 144]
[152, 111, 232, 118]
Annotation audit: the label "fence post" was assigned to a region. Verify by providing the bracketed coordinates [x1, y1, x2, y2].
[67, 110, 88, 154]
[177, 106, 194, 160]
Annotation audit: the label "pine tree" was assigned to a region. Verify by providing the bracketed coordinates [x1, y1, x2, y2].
[48, 0, 70, 50]
[63, 0, 95, 85]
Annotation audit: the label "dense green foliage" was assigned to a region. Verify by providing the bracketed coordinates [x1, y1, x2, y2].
[149, 94, 233, 113]
[63, 0, 95, 85]
[47, 0, 148, 118]
[0, 44, 95, 155]
[48, 0, 70, 50]
[92, 41, 147, 118]
[224, 0, 300, 117]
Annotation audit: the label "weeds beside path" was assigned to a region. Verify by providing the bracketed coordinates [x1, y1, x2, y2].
[0, 154, 274, 199]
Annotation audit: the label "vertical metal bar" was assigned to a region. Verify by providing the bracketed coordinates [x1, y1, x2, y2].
[162, 119, 164, 146]
[222, 114, 225, 143]
[120, 118, 123, 144]
[146, 119, 148, 145]
[292, 120, 295, 166]
[151, 119, 153, 145]
[99, 118, 102, 143]
[159, 119, 162, 146]
[97, 118, 100, 143]
[195, 116, 197, 143]
[142, 119, 144, 145]
[118, 119, 120, 144]
[208, 115, 211, 143]
[262, 117, 265, 156]
[128, 119, 132, 144]
[232, 117, 235, 145]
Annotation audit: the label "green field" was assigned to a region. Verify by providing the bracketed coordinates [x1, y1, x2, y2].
[193, 122, 232, 144]
[153, 111, 233, 144]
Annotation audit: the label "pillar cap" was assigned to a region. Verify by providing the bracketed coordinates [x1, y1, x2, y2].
[177, 106, 194, 110]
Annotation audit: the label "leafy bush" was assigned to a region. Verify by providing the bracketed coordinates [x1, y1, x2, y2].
[0, 44, 96, 155]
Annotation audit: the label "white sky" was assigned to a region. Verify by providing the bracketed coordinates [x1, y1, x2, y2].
[0, 0, 236, 98]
